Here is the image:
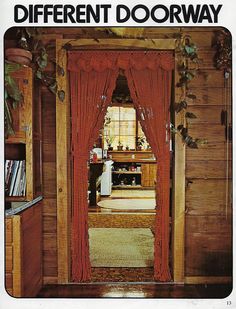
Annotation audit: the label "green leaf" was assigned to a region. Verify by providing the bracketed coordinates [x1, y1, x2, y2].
[185, 112, 197, 119]
[187, 141, 198, 148]
[5, 62, 21, 75]
[36, 70, 42, 79]
[58, 90, 65, 102]
[184, 45, 196, 55]
[177, 124, 184, 131]
[49, 82, 58, 94]
[174, 100, 188, 113]
[57, 65, 65, 76]
[5, 76, 22, 103]
[186, 93, 197, 100]
[4, 100, 14, 136]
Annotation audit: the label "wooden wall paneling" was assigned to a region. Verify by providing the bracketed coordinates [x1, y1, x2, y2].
[188, 124, 226, 144]
[33, 80, 43, 197]
[20, 203, 42, 297]
[186, 160, 231, 179]
[186, 105, 225, 124]
[5, 218, 13, 294]
[41, 84, 58, 282]
[186, 143, 231, 161]
[186, 179, 232, 216]
[187, 87, 227, 106]
[190, 70, 227, 88]
[12, 215, 22, 297]
[185, 228, 232, 276]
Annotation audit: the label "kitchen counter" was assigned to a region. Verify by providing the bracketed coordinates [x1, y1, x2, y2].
[5, 195, 43, 216]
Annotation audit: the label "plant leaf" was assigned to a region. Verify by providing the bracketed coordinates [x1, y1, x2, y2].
[49, 82, 58, 94]
[185, 112, 197, 119]
[174, 100, 188, 113]
[57, 65, 65, 76]
[186, 93, 197, 100]
[36, 70, 42, 79]
[177, 124, 184, 131]
[58, 90, 65, 102]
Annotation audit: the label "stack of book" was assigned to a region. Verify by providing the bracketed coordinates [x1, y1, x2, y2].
[5, 160, 26, 197]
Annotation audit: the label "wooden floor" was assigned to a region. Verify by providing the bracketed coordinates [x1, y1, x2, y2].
[37, 283, 232, 298]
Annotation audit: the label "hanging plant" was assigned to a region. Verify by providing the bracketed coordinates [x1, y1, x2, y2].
[172, 32, 207, 148]
[4, 61, 23, 137]
[171, 124, 207, 149]
[9, 28, 59, 95]
[212, 29, 232, 72]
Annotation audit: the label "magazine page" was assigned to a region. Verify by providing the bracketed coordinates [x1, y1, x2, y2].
[0, 0, 234, 308]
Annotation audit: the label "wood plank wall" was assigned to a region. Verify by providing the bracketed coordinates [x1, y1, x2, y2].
[181, 29, 232, 278]
[41, 86, 58, 283]
[41, 27, 232, 282]
[6, 27, 231, 283]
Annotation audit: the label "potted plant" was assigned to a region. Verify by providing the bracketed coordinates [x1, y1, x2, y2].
[4, 61, 23, 137]
[136, 135, 146, 151]
[5, 28, 33, 65]
[117, 141, 123, 151]
[106, 136, 114, 151]
[6, 28, 58, 94]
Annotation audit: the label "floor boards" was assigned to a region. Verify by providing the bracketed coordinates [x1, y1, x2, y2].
[37, 283, 232, 298]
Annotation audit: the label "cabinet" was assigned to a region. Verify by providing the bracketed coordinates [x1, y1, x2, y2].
[5, 202, 42, 297]
[112, 162, 142, 188]
[5, 67, 42, 202]
[141, 163, 157, 187]
[107, 151, 157, 189]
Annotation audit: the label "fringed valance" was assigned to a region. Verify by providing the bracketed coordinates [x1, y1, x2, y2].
[68, 51, 174, 72]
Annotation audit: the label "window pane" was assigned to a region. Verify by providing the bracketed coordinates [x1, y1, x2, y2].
[104, 106, 148, 150]
[107, 106, 120, 121]
[119, 107, 136, 120]
[138, 122, 150, 149]
[120, 121, 136, 136]
[119, 136, 136, 149]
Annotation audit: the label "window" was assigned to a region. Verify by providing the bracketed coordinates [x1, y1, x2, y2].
[103, 106, 149, 150]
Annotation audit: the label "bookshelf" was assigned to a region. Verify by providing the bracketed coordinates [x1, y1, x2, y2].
[5, 67, 42, 203]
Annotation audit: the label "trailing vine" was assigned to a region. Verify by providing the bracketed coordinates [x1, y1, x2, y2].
[4, 62, 23, 137]
[173, 32, 207, 148]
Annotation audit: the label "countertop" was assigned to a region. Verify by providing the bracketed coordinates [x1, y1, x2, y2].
[5, 195, 43, 216]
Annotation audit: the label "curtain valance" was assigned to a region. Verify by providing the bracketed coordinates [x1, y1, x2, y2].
[68, 51, 174, 72]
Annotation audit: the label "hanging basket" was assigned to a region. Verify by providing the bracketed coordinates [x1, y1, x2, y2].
[6, 48, 32, 66]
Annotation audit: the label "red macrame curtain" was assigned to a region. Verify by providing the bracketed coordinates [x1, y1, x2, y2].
[68, 51, 119, 281]
[125, 56, 173, 281]
[68, 51, 174, 282]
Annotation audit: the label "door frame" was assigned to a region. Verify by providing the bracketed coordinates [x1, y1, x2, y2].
[55, 38, 185, 283]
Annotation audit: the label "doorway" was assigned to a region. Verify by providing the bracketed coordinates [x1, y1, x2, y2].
[57, 40, 185, 282]
[88, 73, 164, 281]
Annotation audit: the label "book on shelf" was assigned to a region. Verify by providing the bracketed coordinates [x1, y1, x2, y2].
[5, 160, 26, 197]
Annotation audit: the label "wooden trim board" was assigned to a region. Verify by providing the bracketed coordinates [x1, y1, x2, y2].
[185, 276, 232, 284]
[56, 38, 185, 283]
[56, 41, 70, 283]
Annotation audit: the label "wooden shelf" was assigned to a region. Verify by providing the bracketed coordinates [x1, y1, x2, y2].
[5, 196, 26, 202]
[5, 138, 26, 145]
[112, 185, 142, 189]
[112, 171, 142, 174]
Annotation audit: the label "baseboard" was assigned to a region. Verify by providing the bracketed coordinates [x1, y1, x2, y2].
[43, 276, 58, 285]
[185, 276, 232, 284]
